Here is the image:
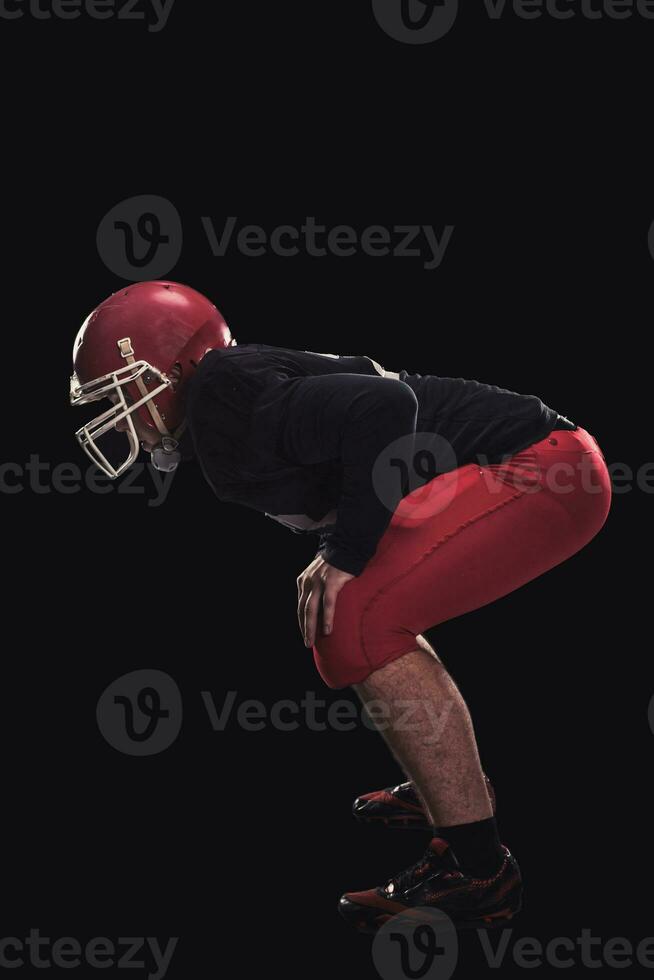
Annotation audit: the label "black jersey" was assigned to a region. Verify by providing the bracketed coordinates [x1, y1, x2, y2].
[185, 344, 569, 576]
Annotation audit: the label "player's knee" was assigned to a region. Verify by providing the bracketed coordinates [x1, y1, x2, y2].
[313, 588, 419, 689]
[312, 586, 370, 689]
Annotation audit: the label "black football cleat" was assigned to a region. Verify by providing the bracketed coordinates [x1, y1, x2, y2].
[339, 836, 522, 934]
[353, 776, 496, 830]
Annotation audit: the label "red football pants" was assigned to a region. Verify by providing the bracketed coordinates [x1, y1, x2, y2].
[313, 426, 612, 688]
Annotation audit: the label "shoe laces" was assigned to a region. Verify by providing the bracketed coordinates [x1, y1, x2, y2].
[384, 847, 441, 897]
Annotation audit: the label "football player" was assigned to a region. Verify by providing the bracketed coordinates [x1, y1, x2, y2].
[71, 281, 612, 932]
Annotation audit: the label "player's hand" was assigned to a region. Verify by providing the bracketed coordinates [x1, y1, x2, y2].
[297, 555, 355, 648]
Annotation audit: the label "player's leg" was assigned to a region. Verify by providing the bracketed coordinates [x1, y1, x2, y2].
[352, 634, 497, 829]
[335, 483, 538, 934]
[354, 647, 493, 829]
[322, 429, 610, 931]
[342, 650, 520, 935]
[347, 435, 610, 842]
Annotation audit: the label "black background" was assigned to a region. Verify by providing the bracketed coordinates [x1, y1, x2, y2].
[3, 1, 650, 978]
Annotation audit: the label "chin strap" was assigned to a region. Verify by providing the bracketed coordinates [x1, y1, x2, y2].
[118, 337, 171, 436]
[151, 436, 181, 473]
[117, 336, 188, 473]
[150, 420, 188, 473]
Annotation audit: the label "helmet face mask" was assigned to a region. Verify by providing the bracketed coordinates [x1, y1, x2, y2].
[70, 357, 172, 479]
[70, 281, 234, 480]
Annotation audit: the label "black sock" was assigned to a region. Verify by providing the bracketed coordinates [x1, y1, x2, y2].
[433, 816, 504, 878]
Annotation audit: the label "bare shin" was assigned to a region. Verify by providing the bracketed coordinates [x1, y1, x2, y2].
[353, 637, 493, 828]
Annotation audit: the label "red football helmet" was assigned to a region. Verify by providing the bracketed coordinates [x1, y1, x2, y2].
[70, 281, 234, 478]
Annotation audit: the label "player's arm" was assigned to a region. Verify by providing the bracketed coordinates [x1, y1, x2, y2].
[281, 371, 419, 577]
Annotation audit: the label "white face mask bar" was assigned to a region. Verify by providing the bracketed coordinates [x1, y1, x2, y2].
[70, 359, 171, 479]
